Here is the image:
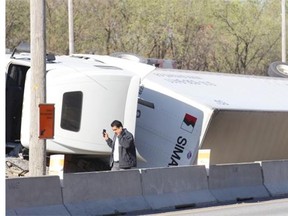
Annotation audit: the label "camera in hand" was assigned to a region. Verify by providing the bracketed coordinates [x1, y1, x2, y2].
[102, 129, 106, 137]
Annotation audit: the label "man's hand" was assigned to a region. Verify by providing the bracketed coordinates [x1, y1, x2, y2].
[102, 130, 109, 140]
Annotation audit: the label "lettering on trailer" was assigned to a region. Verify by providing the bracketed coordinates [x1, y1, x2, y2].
[168, 113, 197, 166]
[168, 136, 187, 166]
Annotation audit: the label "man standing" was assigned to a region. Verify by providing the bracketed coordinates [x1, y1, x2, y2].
[103, 120, 137, 171]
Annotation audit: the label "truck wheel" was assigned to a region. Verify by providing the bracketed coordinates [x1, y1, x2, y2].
[268, 61, 288, 78]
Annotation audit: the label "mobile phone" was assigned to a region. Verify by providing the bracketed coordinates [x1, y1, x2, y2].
[102, 129, 106, 137]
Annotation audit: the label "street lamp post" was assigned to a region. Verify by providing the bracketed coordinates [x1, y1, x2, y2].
[68, 0, 74, 55]
[282, 0, 286, 62]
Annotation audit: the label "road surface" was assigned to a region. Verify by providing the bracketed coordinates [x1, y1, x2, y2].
[137, 197, 288, 216]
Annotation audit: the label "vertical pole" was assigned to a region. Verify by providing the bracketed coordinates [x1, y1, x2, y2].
[1, 0, 6, 214]
[29, 0, 47, 176]
[68, 0, 75, 55]
[282, 0, 286, 62]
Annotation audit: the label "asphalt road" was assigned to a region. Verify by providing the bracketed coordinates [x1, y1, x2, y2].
[138, 197, 288, 216]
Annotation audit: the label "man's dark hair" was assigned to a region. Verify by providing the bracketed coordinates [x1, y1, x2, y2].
[111, 120, 123, 128]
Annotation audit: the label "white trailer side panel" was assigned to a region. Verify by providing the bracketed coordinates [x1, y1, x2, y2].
[201, 110, 288, 164]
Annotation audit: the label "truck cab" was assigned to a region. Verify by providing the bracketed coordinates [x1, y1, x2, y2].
[6, 52, 141, 162]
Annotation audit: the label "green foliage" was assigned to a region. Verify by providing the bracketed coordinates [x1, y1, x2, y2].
[6, 0, 30, 48]
[46, 0, 69, 54]
[210, 0, 281, 74]
[6, 0, 284, 75]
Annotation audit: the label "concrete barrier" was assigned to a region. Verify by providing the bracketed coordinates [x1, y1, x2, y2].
[261, 160, 288, 197]
[6, 175, 69, 215]
[7, 161, 288, 215]
[140, 165, 216, 210]
[208, 163, 270, 202]
[62, 169, 150, 215]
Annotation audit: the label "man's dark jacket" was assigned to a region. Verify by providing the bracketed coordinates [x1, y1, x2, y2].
[106, 128, 137, 169]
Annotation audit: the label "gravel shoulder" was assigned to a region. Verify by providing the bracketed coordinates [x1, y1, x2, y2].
[6, 156, 30, 178]
[6, 156, 49, 178]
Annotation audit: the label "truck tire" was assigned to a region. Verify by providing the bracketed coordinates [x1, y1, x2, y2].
[268, 61, 288, 78]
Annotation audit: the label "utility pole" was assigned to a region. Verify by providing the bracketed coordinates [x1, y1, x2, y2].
[68, 0, 75, 55]
[29, 0, 47, 176]
[282, 0, 286, 62]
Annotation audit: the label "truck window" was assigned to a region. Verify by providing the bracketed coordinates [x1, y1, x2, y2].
[60, 91, 83, 132]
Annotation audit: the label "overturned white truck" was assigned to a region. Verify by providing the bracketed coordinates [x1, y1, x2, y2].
[75, 54, 288, 168]
[6, 51, 288, 169]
